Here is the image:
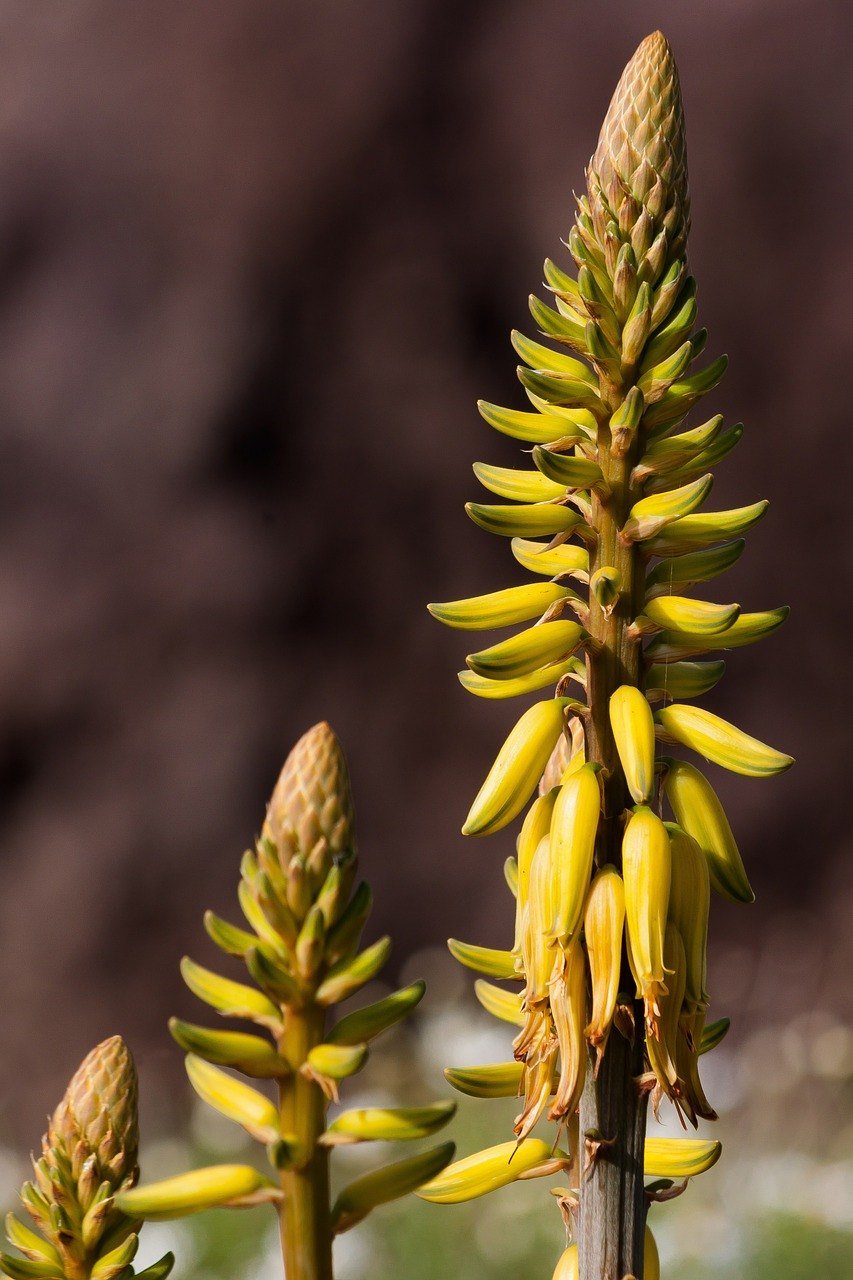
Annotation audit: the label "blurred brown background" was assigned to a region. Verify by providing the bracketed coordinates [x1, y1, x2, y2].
[0, 0, 849, 1144]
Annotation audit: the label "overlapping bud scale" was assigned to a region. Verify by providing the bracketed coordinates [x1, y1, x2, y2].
[428, 27, 791, 1268]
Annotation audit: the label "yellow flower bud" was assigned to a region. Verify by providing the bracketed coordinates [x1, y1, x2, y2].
[549, 764, 602, 947]
[463, 699, 571, 837]
[622, 806, 671, 1034]
[609, 684, 656, 804]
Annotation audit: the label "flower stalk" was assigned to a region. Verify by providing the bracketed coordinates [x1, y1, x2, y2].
[426, 29, 791, 1280]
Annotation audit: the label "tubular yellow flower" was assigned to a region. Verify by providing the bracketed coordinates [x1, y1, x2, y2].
[666, 822, 710, 1010]
[622, 806, 671, 1034]
[514, 1036, 558, 1142]
[548, 763, 602, 946]
[583, 866, 626, 1061]
[548, 938, 588, 1123]
[520, 836, 556, 1008]
[676, 1009, 718, 1123]
[646, 922, 687, 1112]
[514, 788, 560, 955]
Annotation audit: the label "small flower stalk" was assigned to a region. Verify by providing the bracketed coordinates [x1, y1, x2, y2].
[118, 722, 454, 1280]
[426, 30, 790, 1280]
[1, 1036, 173, 1280]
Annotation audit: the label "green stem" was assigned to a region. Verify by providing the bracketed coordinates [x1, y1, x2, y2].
[277, 1004, 334, 1280]
[578, 415, 648, 1280]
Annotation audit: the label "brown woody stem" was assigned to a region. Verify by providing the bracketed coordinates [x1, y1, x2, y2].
[579, 417, 648, 1279]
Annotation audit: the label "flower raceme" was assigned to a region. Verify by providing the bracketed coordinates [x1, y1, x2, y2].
[426, 27, 791, 1278]
[0, 1037, 174, 1280]
[115, 723, 454, 1280]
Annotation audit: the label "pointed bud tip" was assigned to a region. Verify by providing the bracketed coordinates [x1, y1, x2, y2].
[589, 29, 688, 256]
[266, 722, 355, 859]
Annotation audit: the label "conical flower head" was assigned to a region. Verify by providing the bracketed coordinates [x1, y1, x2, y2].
[47, 1035, 139, 1186]
[265, 722, 355, 866]
[587, 31, 689, 267]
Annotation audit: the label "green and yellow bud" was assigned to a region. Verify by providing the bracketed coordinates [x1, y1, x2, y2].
[645, 659, 726, 702]
[476, 398, 585, 443]
[665, 823, 710, 1010]
[467, 621, 585, 682]
[662, 757, 754, 902]
[459, 659, 581, 701]
[184, 1056, 280, 1145]
[621, 474, 712, 543]
[303, 1044, 369, 1101]
[429, 582, 571, 631]
[511, 538, 589, 578]
[315, 935, 392, 1006]
[656, 703, 793, 777]
[168, 1020, 289, 1079]
[473, 459, 567, 503]
[333, 1143, 455, 1233]
[416, 1139, 560, 1204]
[321, 1103, 456, 1147]
[117, 1166, 279, 1221]
[643, 1136, 721, 1178]
[466, 500, 582, 540]
[444, 1061, 524, 1099]
[475, 980, 524, 1027]
[641, 594, 740, 636]
[326, 981, 425, 1046]
[463, 699, 571, 837]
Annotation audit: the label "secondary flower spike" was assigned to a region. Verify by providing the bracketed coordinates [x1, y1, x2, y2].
[117, 723, 454, 1280]
[1, 1037, 174, 1280]
[429, 27, 791, 1280]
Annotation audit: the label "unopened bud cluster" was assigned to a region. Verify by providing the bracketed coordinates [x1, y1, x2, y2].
[1, 1037, 172, 1280]
[426, 30, 790, 1276]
